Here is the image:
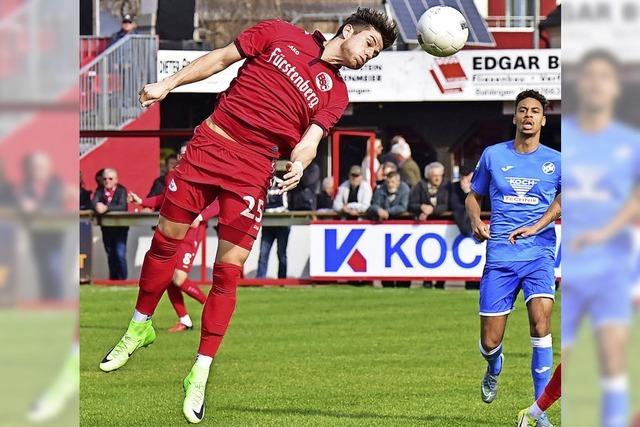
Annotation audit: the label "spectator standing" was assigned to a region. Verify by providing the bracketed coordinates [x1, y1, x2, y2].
[409, 162, 449, 220]
[333, 165, 372, 217]
[392, 141, 421, 187]
[380, 135, 405, 166]
[368, 171, 410, 220]
[317, 177, 335, 210]
[92, 168, 129, 280]
[256, 177, 289, 279]
[147, 153, 178, 197]
[109, 14, 137, 46]
[361, 138, 383, 184]
[80, 171, 92, 210]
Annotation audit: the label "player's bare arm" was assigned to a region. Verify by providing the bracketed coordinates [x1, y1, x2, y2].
[509, 194, 561, 244]
[572, 185, 640, 251]
[139, 43, 243, 108]
[466, 190, 490, 242]
[279, 123, 324, 193]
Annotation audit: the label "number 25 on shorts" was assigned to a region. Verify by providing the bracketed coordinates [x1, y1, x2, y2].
[240, 196, 264, 222]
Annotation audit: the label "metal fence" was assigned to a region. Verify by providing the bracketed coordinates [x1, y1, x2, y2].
[80, 34, 157, 156]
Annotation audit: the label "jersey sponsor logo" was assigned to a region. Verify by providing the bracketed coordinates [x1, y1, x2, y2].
[542, 162, 555, 175]
[504, 177, 540, 205]
[500, 165, 514, 172]
[267, 47, 320, 109]
[315, 72, 333, 92]
[168, 179, 177, 192]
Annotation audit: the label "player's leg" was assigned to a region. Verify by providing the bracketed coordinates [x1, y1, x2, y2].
[182, 188, 263, 424]
[100, 177, 212, 372]
[596, 321, 631, 427]
[175, 225, 208, 305]
[518, 364, 561, 426]
[478, 262, 518, 403]
[526, 297, 554, 397]
[167, 271, 191, 332]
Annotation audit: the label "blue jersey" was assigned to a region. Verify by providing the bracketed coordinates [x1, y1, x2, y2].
[563, 117, 640, 280]
[471, 140, 561, 263]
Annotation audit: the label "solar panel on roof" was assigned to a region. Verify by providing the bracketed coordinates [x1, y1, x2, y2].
[388, 0, 495, 47]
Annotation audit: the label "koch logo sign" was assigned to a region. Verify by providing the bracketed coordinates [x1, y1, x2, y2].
[324, 229, 367, 272]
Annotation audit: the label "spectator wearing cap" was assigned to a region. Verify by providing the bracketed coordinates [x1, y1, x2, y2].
[392, 140, 421, 187]
[333, 165, 372, 217]
[368, 171, 410, 220]
[109, 14, 137, 45]
[409, 162, 449, 221]
[92, 168, 129, 280]
[317, 177, 335, 210]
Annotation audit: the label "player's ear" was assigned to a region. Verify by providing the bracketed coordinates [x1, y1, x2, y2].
[512, 115, 516, 126]
[342, 24, 354, 40]
[541, 114, 547, 127]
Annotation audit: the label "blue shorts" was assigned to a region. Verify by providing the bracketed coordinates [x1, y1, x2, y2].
[562, 270, 633, 346]
[479, 257, 556, 316]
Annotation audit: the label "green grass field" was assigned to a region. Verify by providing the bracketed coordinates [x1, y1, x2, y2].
[80, 285, 560, 426]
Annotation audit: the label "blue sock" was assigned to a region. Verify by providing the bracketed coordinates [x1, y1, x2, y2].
[531, 335, 553, 399]
[479, 341, 503, 375]
[602, 376, 628, 427]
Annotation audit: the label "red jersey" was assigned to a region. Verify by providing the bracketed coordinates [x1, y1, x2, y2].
[212, 19, 349, 158]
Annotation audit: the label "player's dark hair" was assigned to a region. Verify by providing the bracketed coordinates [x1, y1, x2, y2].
[578, 49, 621, 75]
[335, 7, 398, 50]
[515, 89, 548, 112]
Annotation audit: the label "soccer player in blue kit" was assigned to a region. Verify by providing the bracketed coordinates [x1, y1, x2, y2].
[466, 89, 560, 427]
[560, 51, 640, 427]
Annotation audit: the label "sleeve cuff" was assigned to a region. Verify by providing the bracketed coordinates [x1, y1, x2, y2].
[311, 120, 329, 137]
[233, 39, 247, 58]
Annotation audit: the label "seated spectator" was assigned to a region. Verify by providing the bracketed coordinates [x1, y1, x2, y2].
[449, 165, 475, 236]
[147, 153, 178, 197]
[380, 135, 405, 166]
[257, 177, 289, 279]
[361, 137, 383, 185]
[391, 140, 421, 187]
[317, 177, 335, 210]
[368, 171, 410, 220]
[409, 162, 449, 220]
[333, 165, 372, 217]
[92, 168, 129, 280]
[375, 161, 398, 188]
[288, 161, 320, 211]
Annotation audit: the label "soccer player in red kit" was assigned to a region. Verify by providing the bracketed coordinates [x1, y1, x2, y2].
[98, 8, 397, 423]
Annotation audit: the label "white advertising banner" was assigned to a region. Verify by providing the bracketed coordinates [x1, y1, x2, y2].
[157, 49, 561, 101]
[309, 222, 561, 280]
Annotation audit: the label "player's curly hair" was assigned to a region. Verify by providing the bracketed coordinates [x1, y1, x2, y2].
[515, 89, 548, 112]
[335, 7, 398, 50]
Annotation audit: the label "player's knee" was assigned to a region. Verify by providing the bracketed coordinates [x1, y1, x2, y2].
[481, 337, 501, 352]
[530, 322, 551, 338]
[157, 216, 189, 240]
[148, 229, 181, 260]
[211, 262, 243, 296]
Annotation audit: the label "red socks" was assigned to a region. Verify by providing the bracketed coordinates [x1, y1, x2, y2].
[198, 262, 242, 356]
[167, 283, 187, 317]
[537, 363, 562, 411]
[180, 278, 207, 304]
[135, 229, 181, 315]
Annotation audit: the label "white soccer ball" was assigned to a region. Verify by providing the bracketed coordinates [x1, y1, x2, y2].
[417, 6, 469, 57]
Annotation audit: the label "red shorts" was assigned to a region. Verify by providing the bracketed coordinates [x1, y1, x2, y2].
[174, 225, 203, 273]
[161, 122, 275, 251]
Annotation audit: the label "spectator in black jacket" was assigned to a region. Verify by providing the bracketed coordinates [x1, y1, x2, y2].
[147, 153, 178, 197]
[449, 165, 475, 236]
[80, 171, 92, 210]
[93, 168, 129, 280]
[288, 162, 320, 211]
[368, 171, 410, 220]
[316, 177, 335, 210]
[409, 162, 449, 221]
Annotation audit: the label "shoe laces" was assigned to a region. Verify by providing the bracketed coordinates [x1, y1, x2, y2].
[483, 370, 498, 390]
[190, 380, 206, 405]
[111, 333, 137, 358]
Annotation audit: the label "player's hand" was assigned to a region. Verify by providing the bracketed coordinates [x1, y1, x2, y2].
[139, 81, 171, 108]
[128, 191, 142, 204]
[190, 214, 203, 229]
[508, 226, 537, 244]
[571, 229, 608, 252]
[471, 219, 490, 242]
[279, 161, 304, 193]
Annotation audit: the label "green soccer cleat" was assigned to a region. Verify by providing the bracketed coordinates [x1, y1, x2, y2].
[481, 353, 504, 404]
[517, 408, 537, 427]
[182, 365, 209, 424]
[535, 413, 554, 427]
[99, 319, 156, 372]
